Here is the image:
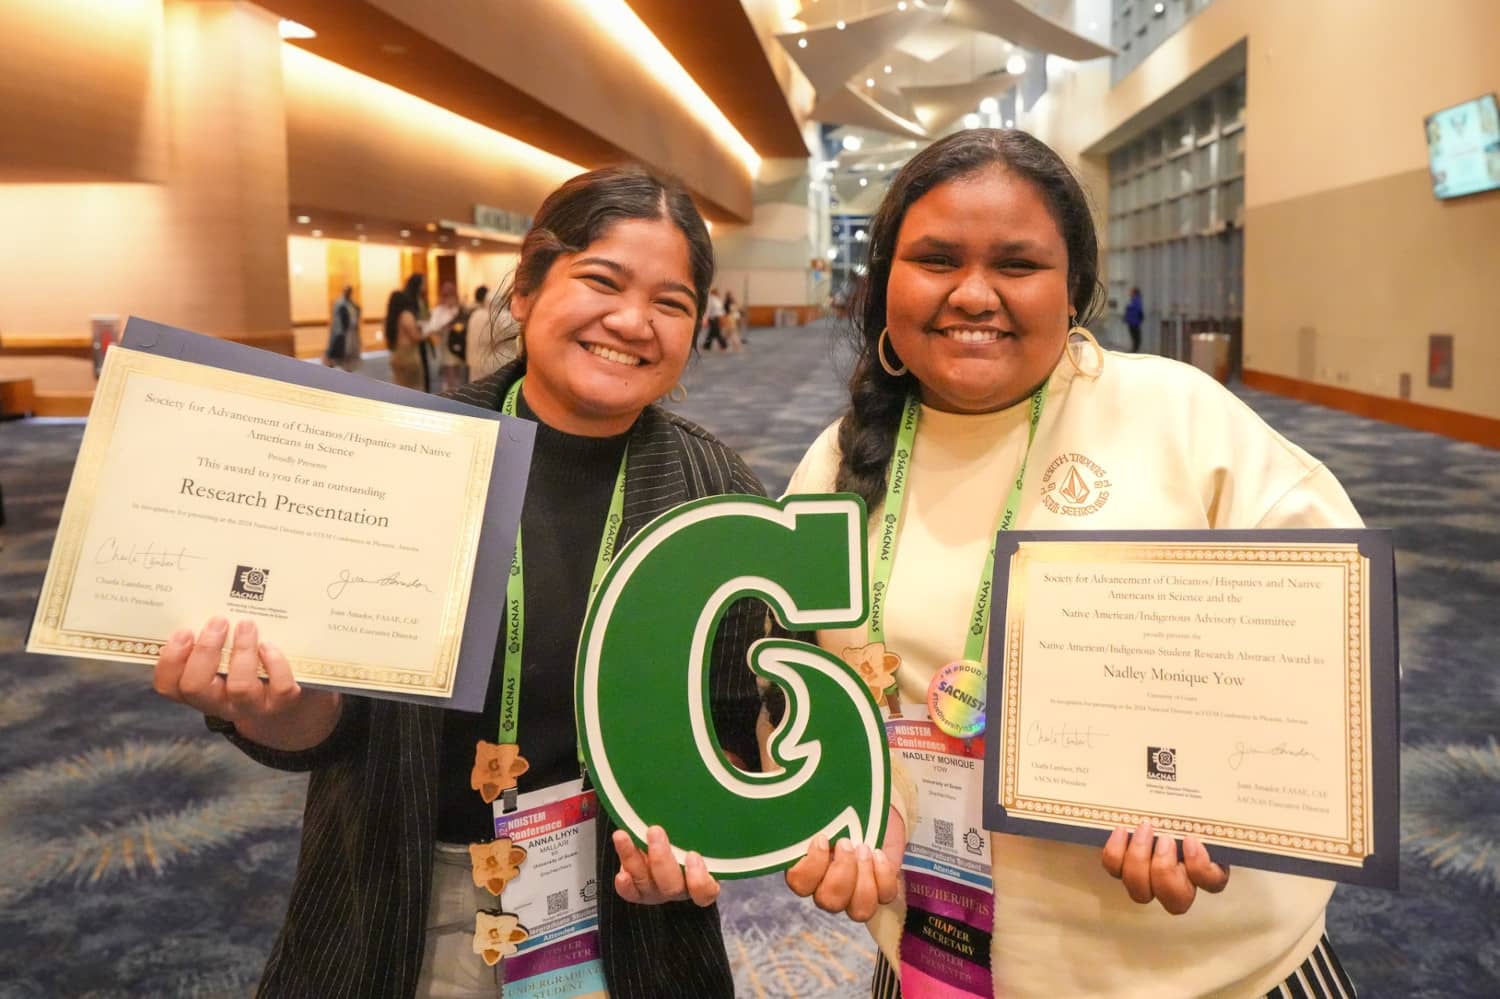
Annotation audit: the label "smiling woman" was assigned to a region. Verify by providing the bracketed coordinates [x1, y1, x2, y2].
[150, 164, 771, 998]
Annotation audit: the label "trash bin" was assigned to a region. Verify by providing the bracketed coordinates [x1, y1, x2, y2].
[1189, 331, 1231, 384]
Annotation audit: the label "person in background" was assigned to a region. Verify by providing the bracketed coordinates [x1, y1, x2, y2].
[324, 285, 362, 371]
[783, 127, 1362, 999]
[701, 287, 727, 351]
[426, 281, 466, 392]
[721, 291, 744, 352]
[152, 164, 767, 998]
[1124, 285, 1144, 353]
[466, 284, 505, 383]
[384, 278, 425, 391]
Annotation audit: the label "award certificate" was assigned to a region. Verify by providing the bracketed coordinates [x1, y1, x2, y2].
[982, 531, 1398, 888]
[27, 319, 533, 710]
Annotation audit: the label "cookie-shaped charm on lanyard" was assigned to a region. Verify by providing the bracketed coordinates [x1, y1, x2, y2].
[841, 641, 904, 716]
[471, 741, 529, 804]
[472, 910, 529, 966]
[469, 838, 528, 896]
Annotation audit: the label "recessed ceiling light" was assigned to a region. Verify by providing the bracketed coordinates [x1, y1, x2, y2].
[884, 65, 893, 74]
[963, 113, 980, 129]
[866, 78, 874, 87]
[311, 229, 323, 237]
[798, 37, 807, 48]
[898, 1, 907, 9]
[859, 177, 869, 187]
[425, 222, 438, 232]
[1154, 2, 1165, 12]
[836, 20, 846, 30]
[841, 135, 863, 152]
[399, 229, 411, 237]
[472, 239, 481, 246]
[1006, 53, 1027, 75]
[295, 215, 311, 224]
[979, 97, 999, 115]
[1005, 119, 1014, 128]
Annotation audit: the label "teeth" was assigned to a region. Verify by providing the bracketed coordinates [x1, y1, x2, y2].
[584, 344, 644, 366]
[944, 328, 1001, 344]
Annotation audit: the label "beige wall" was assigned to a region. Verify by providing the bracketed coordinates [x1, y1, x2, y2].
[0, 0, 166, 182]
[283, 46, 581, 232]
[0, 0, 290, 354]
[1025, 0, 1500, 419]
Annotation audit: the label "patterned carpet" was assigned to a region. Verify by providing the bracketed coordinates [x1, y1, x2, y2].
[1, 323, 1497, 997]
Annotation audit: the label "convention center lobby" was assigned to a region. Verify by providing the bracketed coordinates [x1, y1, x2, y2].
[1, 1, 1497, 996]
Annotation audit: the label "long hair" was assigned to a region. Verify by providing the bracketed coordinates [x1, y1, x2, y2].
[488, 164, 714, 359]
[835, 128, 1104, 513]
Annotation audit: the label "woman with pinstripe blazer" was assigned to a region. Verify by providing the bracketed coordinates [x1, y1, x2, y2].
[153, 166, 765, 998]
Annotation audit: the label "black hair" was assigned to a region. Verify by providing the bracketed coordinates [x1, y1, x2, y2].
[835, 128, 1103, 514]
[489, 164, 714, 358]
[474, 284, 489, 306]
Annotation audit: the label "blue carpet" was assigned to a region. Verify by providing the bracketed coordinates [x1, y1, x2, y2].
[1, 323, 1497, 997]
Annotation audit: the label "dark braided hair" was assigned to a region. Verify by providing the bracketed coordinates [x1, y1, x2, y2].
[835, 128, 1104, 515]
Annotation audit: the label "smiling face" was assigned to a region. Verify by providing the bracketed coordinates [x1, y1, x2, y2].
[511, 217, 699, 436]
[885, 165, 1073, 414]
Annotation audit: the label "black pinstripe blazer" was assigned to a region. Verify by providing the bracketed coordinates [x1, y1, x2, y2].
[223, 364, 765, 998]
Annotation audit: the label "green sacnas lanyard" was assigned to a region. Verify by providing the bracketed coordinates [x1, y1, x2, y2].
[491, 379, 627, 797]
[864, 383, 1048, 732]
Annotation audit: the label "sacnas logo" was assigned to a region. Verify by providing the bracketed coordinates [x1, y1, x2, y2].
[232, 565, 269, 601]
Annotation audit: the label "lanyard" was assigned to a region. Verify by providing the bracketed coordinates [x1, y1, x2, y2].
[496, 379, 628, 746]
[867, 382, 1048, 664]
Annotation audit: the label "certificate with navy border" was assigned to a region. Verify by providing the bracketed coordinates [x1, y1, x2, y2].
[981, 530, 1399, 889]
[26, 317, 534, 712]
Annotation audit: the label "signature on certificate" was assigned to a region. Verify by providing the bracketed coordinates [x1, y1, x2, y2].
[1227, 741, 1319, 771]
[326, 569, 435, 601]
[1026, 720, 1109, 749]
[93, 537, 206, 571]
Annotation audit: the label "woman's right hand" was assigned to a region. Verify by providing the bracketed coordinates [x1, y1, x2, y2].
[784, 805, 905, 922]
[153, 617, 342, 752]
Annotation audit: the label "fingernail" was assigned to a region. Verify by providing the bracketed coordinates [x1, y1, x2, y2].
[648, 826, 665, 845]
[170, 628, 193, 646]
[1183, 837, 1201, 859]
[687, 851, 703, 867]
[258, 640, 278, 659]
[814, 834, 829, 853]
[1135, 820, 1151, 838]
[1155, 833, 1175, 857]
[873, 848, 891, 869]
[836, 838, 854, 854]
[856, 843, 872, 862]
[205, 618, 228, 641]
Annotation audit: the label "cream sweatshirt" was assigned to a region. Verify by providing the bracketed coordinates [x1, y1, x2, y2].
[786, 348, 1364, 998]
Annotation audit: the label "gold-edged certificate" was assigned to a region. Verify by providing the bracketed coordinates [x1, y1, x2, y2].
[982, 531, 1399, 888]
[26, 318, 533, 711]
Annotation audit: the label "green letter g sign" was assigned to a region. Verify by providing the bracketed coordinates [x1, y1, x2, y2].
[577, 495, 888, 878]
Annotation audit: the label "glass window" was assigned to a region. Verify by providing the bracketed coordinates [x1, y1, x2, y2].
[1194, 98, 1216, 140]
[1220, 130, 1244, 178]
[1174, 195, 1193, 236]
[1169, 114, 1193, 153]
[1223, 178, 1244, 225]
[1195, 144, 1218, 187]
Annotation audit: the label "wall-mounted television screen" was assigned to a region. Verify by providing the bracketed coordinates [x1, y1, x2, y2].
[1424, 93, 1500, 200]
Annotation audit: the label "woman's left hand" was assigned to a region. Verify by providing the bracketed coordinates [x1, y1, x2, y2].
[612, 825, 720, 907]
[1101, 821, 1229, 914]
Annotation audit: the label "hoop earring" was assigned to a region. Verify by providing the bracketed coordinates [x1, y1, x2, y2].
[1064, 323, 1105, 378]
[668, 383, 689, 403]
[876, 327, 907, 377]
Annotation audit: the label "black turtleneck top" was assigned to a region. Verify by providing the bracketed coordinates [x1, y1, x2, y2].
[435, 392, 631, 843]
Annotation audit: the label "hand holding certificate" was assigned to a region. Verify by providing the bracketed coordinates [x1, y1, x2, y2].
[27, 319, 533, 711]
[983, 530, 1399, 888]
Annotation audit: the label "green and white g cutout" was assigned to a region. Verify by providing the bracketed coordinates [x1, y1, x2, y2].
[576, 494, 889, 878]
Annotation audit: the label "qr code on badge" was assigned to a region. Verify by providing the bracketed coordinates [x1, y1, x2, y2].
[933, 818, 955, 850]
[546, 889, 569, 916]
